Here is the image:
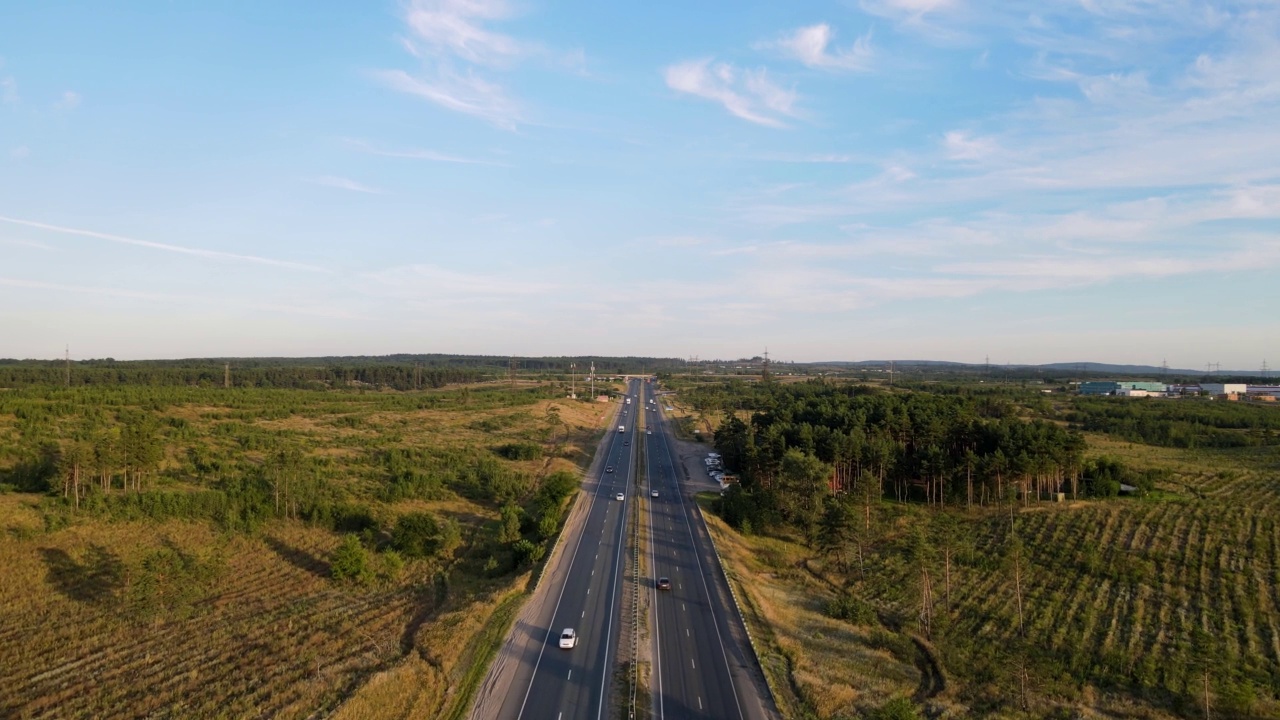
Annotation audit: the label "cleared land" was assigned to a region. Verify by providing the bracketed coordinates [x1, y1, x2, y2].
[677, 381, 1280, 720]
[0, 381, 618, 718]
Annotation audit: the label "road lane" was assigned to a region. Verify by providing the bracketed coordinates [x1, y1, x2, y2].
[644, 382, 739, 719]
[500, 378, 640, 720]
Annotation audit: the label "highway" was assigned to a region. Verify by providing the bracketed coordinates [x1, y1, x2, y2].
[643, 381, 774, 720]
[493, 378, 640, 720]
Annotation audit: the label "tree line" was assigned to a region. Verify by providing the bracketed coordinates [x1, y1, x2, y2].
[699, 381, 1098, 535]
[1070, 396, 1280, 448]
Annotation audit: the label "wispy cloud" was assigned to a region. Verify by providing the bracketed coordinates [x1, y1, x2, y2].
[0, 237, 56, 250]
[359, 263, 560, 304]
[10, 145, 29, 159]
[664, 59, 798, 127]
[343, 138, 509, 166]
[56, 90, 80, 109]
[757, 24, 873, 72]
[0, 277, 360, 319]
[0, 215, 328, 272]
[377, 0, 569, 128]
[309, 175, 384, 194]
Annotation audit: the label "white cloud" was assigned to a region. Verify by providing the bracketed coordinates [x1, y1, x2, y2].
[379, 0, 569, 128]
[758, 23, 873, 72]
[374, 67, 519, 128]
[343, 138, 509, 166]
[56, 90, 80, 109]
[664, 59, 798, 127]
[403, 0, 523, 67]
[0, 215, 327, 272]
[309, 175, 384, 194]
[942, 130, 999, 161]
[10, 145, 29, 159]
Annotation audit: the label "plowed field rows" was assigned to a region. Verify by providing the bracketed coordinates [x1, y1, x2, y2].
[0, 518, 419, 719]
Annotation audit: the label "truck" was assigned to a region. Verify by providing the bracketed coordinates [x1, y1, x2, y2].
[618, 425, 625, 433]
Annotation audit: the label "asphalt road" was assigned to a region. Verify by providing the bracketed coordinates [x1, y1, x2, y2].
[495, 378, 640, 720]
[644, 382, 775, 720]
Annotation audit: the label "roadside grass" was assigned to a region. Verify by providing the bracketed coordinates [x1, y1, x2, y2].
[332, 572, 529, 720]
[697, 498, 919, 719]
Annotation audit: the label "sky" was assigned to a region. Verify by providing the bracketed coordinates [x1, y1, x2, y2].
[1, 0, 1278, 369]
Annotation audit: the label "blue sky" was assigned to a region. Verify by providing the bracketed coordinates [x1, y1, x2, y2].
[1, 0, 1277, 368]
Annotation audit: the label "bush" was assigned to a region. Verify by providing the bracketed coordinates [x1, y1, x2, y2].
[331, 534, 373, 586]
[824, 594, 878, 626]
[511, 538, 545, 567]
[390, 511, 461, 559]
[866, 697, 921, 720]
[494, 442, 543, 461]
[377, 550, 404, 583]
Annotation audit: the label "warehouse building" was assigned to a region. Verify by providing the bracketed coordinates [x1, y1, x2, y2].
[1201, 383, 1247, 396]
[1079, 381, 1168, 396]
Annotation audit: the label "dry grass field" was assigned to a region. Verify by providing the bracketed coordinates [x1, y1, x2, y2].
[0, 380, 617, 718]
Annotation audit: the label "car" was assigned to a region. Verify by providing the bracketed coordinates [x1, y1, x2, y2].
[651, 490, 659, 498]
[657, 577, 671, 590]
[624, 440, 630, 446]
[615, 492, 625, 501]
[647, 430, 652, 434]
[605, 466, 614, 473]
[559, 628, 577, 649]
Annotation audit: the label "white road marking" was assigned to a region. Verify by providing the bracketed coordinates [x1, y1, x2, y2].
[568, 670, 572, 679]
[699, 697, 703, 710]
[691, 658, 696, 669]
[686, 629, 690, 637]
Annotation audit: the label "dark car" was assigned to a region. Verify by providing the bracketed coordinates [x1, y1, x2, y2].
[657, 577, 671, 590]
[624, 440, 630, 446]
[605, 466, 614, 473]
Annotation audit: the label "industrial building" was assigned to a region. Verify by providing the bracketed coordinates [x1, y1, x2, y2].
[1078, 381, 1168, 396]
[1201, 383, 1247, 396]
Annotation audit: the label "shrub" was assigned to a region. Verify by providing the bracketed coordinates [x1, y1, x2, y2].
[494, 442, 543, 461]
[866, 697, 922, 720]
[824, 594, 878, 626]
[390, 511, 461, 559]
[331, 534, 373, 586]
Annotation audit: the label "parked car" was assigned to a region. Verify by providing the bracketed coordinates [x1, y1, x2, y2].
[559, 628, 578, 649]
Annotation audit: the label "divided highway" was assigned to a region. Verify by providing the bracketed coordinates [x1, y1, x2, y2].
[491, 378, 641, 720]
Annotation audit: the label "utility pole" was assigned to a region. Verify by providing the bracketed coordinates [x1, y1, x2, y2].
[590, 361, 595, 399]
[65, 345, 70, 387]
[509, 357, 516, 388]
[570, 362, 576, 399]
[889, 360, 894, 387]
[224, 362, 230, 389]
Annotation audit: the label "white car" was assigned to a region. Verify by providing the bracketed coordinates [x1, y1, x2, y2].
[651, 490, 659, 498]
[615, 492, 625, 501]
[559, 628, 577, 649]
[646, 430, 652, 434]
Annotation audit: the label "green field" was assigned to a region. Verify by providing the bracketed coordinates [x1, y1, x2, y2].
[0, 378, 618, 718]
